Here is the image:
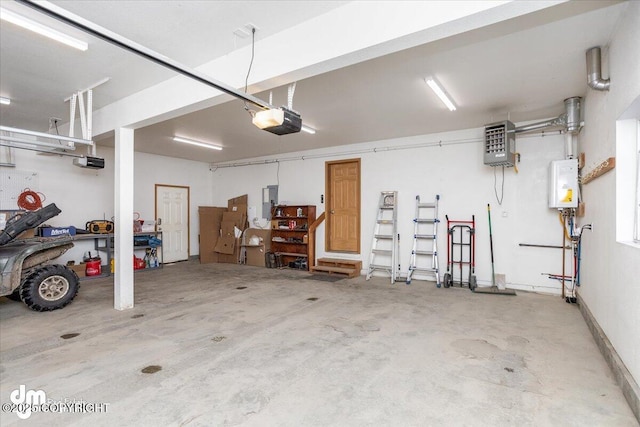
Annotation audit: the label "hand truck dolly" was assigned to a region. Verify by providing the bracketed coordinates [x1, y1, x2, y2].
[443, 215, 477, 290]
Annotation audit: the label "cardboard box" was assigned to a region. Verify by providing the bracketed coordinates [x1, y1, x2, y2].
[198, 206, 226, 264]
[245, 245, 267, 267]
[227, 195, 248, 229]
[241, 228, 271, 267]
[218, 237, 241, 263]
[228, 194, 248, 211]
[215, 211, 246, 255]
[68, 263, 86, 278]
[199, 195, 250, 264]
[243, 228, 271, 248]
[215, 234, 236, 254]
[16, 229, 36, 240]
[141, 220, 156, 232]
[221, 211, 246, 231]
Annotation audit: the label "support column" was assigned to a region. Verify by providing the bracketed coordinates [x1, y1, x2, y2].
[114, 127, 134, 310]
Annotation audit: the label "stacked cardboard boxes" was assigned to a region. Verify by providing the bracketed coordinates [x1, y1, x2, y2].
[198, 195, 249, 264]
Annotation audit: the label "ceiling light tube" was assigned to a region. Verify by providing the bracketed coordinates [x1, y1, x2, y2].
[0, 97, 10, 105]
[0, 7, 88, 51]
[301, 125, 316, 134]
[0, 125, 92, 145]
[426, 78, 456, 111]
[173, 136, 222, 150]
[0, 135, 76, 150]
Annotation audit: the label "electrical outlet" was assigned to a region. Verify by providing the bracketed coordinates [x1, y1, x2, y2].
[502, 211, 508, 218]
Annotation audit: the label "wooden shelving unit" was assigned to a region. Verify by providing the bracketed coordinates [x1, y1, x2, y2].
[271, 205, 316, 270]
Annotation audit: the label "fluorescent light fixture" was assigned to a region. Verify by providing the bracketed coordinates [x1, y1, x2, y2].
[252, 109, 284, 129]
[0, 97, 10, 105]
[173, 136, 222, 150]
[301, 124, 316, 134]
[0, 7, 88, 51]
[426, 78, 456, 111]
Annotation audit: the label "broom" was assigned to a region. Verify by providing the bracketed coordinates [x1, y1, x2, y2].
[472, 204, 516, 295]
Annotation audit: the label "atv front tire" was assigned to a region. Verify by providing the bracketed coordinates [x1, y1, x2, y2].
[20, 265, 80, 311]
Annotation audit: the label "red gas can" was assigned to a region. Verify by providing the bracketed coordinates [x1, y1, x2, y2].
[85, 259, 102, 276]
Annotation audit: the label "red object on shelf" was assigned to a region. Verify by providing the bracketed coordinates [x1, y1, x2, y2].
[134, 256, 146, 270]
[85, 259, 102, 276]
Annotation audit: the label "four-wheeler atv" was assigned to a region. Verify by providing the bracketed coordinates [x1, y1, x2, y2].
[0, 204, 80, 311]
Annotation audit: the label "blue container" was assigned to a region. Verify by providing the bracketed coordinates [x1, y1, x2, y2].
[39, 226, 76, 237]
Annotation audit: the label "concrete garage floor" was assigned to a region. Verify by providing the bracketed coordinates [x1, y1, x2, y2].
[0, 261, 637, 426]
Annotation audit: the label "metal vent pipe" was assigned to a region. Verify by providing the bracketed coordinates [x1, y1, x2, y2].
[586, 47, 610, 91]
[564, 97, 581, 134]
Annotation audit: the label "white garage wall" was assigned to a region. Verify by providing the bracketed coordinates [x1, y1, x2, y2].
[2, 147, 116, 229]
[579, 1, 640, 384]
[211, 126, 568, 294]
[1, 145, 213, 264]
[132, 150, 214, 259]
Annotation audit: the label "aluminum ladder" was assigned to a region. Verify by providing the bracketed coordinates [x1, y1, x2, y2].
[366, 191, 399, 283]
[406, 194, 441, 286]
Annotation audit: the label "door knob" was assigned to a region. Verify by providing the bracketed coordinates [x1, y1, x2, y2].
[330, 210, 335, 214]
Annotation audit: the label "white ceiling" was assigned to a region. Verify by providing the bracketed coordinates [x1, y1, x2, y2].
[0, 1, 627, 164]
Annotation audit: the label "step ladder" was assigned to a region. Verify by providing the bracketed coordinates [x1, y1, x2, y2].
[366, 191, 399, 283]
[406, 195, 441, 286]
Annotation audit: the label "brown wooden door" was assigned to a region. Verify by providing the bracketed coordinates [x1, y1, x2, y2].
[325, 158, 361, 253]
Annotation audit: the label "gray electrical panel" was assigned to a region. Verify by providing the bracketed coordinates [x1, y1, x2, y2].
[262, 185, 278, 220]
[484, 120, 516, 167]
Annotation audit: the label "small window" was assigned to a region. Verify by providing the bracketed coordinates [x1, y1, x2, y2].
[616, 96, 640, 246]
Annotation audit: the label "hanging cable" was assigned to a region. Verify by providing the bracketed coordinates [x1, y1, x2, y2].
[17, 188, 45, 211]
[494, 165, 505, 205]
[53, 118, 65, 147]
[287, 82, 296, 110]
[243, 27, 256, 115]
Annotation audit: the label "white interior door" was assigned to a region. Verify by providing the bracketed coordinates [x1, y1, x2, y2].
[155, 185, 189, 263]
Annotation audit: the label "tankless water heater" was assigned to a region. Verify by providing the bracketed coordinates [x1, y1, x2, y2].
[549, 159, 578, 209]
